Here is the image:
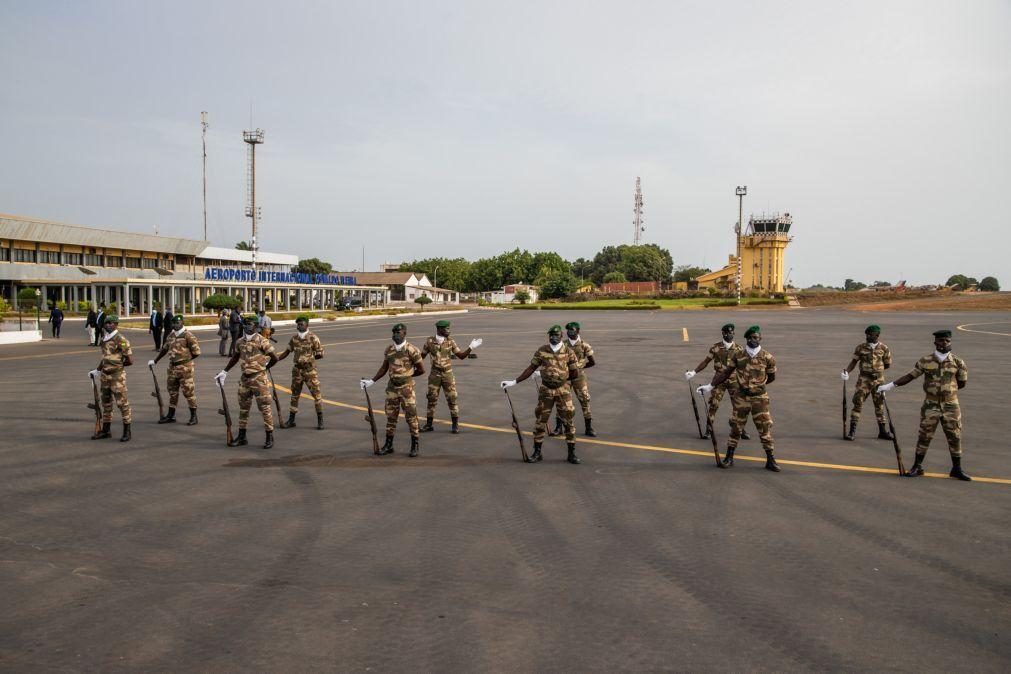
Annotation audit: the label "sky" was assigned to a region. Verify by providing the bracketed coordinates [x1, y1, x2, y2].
[0, 0, 1008, 287]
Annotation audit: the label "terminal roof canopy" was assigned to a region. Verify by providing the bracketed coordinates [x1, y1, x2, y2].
[0, 214, 208, 257]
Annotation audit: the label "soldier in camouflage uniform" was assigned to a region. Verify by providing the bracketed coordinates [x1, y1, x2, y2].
[420, 319, 482, 434]
[841, 324, 893, 441]
[877, 329, 970, 480]
[275, 315, 325, 430]
[150, 314, 201, 426]
[685, 323, 750, 440]
[88, 315, 134, 442]
[214, 315, 278, 449]
[550, 321, 597, 437]
[361, 323, 426, 457]
[699, 325, 780, 472]
[501, 324, 581, 464]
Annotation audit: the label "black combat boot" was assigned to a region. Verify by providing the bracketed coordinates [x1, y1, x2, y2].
[92, 422, 112, 440]
[720, 447, 735, 468]
[877, 422, 894, 440]
[584, 417, 596, 437]
[844, 419, 857, 441]
[567, 442, 581, 464]
[283, 412, 296, 429]
[702, 426, 711, 439]
[229, 429, 248, 447]
[119, 424, 131, 443]
[421, 415, 434, 432]
[549, 417, 564, 437]
[316, 411, 324, 430]
[158, 407, 176, 424]
[949, 456, 971, 481]
[409, 436, 420, 458]
[906, 454, 925, 477]
[263, 430, 274, 449]
[451, 416, 460, 434]
[187, 408, 198, 426]
[379, 434, 395, 455]
[741, 430, 751, 440]
[528, 441, 543, 463]
[764, 450, 781, 472]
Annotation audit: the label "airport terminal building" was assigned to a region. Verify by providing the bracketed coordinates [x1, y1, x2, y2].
[0, 214, 392, 315]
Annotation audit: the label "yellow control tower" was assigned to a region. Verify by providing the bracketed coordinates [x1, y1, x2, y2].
[694, 212, 794, 293]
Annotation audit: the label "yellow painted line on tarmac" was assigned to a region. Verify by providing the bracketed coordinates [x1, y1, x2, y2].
[682, 327, 689, 342]
[957, 322, 1011, 337]
[273, 384, 1011, 485]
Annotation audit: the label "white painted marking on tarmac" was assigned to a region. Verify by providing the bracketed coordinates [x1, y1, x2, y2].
[957, 322, 1011, 337]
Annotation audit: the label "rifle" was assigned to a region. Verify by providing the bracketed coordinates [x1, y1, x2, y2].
[703, 392, 723, 467]
[266, 368, 284, 427]
[87, 373, 102, 435]
[363, 381, 380, 455]
[150, 364, 165, 419]
[842, 378, 848, 439]
[881, 395, 906, 476]
[217, 380, 234, 446]
[689, 381, 705, 439]
[503, 388, 530, 463]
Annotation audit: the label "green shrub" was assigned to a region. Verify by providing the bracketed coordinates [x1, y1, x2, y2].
[0, 298, 10, 313]
[414, 296, 433, 311]
[56, 301, 68, 311]
[17, 288, 39, 307]
[202, 293, 243, 312]
[77, 301, 91, 312]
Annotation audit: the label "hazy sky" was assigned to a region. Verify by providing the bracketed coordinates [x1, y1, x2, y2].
[1, 1, 1008, 286]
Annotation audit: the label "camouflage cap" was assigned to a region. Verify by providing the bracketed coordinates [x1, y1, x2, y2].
[296, 314, 311, 323]
[564, 321, 580, 330]
[721, 323, 735, 331]
[435, 319, 451, 328]
[392, 323, 407, 332]
[865, 324, 881, 334]
[744, 325, 760, 337]
[548, 324, 562, 335]
[105, 314, 120, 323]
[932, 329, 952, 338]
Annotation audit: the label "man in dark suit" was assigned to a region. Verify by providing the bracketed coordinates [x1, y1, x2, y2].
[149, 304, 163, 350]
[94, 303, 107, 346]
[48, 305, 64, 338]
[86, 307, 98, 345]
[228, 307, 242, 356]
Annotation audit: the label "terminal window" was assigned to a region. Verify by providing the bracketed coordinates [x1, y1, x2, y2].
[39, 250, 61, 264]
[125, 257, 142, 269]
[105, 256, 123, 267]
[0, 247, 9, 262]
[84, 253, 102, 266]
[64, 252, 83, 265]
[13, 248, 36, 263]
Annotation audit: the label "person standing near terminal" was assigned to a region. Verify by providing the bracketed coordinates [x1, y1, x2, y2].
[94, 303, 107, 346]
[699, 325, 779, 472]
[86, 306, 98, 345]
[361, 323, 426, 457]
[150, 314, 201, 426]
[501, 325, 581, 465]
[276, 315, 325, 430]
[228, 307, 242, 356]
[841, 324, 893, 441]
[258, 309, 273, 341]
[48, 304, 64, 338]
[419, 319, 482, 434]
[685, 323, 750, 440]
[876, 329, 970, 480]
[149, 303, 163, 351]
[161, 306, 174, 350]
[215, 315, 278, 449]
[87, 315, 134, 442]
[217, 309, 230, 356]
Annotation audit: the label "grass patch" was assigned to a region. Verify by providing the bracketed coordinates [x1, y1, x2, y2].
[514, 297, 787, 310]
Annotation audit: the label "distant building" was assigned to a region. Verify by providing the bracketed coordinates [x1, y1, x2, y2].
[695, 212, 794, 293]
[479, 284, 539, 304]
[350, 271, 459, 304]
[600, 281, 658, 295]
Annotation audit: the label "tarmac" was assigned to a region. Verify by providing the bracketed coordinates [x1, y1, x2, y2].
[1, 308, 1009, 671]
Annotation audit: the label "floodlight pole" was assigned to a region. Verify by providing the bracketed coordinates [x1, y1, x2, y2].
[735, 186, 747, 305]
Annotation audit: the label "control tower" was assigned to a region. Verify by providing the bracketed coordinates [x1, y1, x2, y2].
[740, 213, 793, 292]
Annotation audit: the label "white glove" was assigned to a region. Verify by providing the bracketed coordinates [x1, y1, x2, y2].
[876, 382, 895, 394]
[88, 369, 100, 380]
[684, 370, 696, 381]
[214, 370, 228, 384]
[840, 370, 849, 381]
[148, 360, 156, 368]
[697, 384, 714, 395]
[468, 338, 483, 350]
[360, 378, 375, 389]
[501, 380, 517, 388]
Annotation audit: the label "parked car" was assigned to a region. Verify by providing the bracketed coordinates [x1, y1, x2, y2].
[339, 297, 364, 310]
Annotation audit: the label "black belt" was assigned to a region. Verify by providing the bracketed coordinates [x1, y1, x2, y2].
[739, 386, 766, 396]
[170, 359, 193, 366]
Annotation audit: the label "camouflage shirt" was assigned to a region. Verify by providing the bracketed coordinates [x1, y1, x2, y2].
[286, 332, 324, 369]
[905, 353, 968, 397]
[531, 343, 578, 389]
[384, 342, 423, 386]
[568, 338, 594, 374]
[728, 349, 777, 393]
[100, 333, 133, 374]
[422, 336, 460, 371]
[237, 333, 276, 377]
[162, 330, 201, 366]
[708, 341, 744, 377]
[852, 341, 891, 378]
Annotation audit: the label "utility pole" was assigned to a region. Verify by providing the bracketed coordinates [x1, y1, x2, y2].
[201, 111, 209, 241]
[243, 128, 265, 273]
[735, 186, 747, 305]
[633, 177, 645, 245]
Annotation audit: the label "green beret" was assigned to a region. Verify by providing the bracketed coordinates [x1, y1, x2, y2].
[548, 324, 562, 335]
[721, 323, 735, 331]
[933, 329, 952, 338]
[105, 314, 120, 323]
[295, 315, 310, 323]
[172, 314, 184, 323]
[392, 323, 406, 332]
[865, 324, 881, 334]
[565, 321, 580, 330]
[242, 314, 258, 324]
[744, 325, 760, 337]
[435, 320, 451, 328]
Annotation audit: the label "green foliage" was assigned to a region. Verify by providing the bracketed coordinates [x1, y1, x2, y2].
[871, 280, 891, 287]
[17, 288, 39, 307]
[514, 289, 531, 304]
[0, 298, 10, 313]
[56, 301, 68, 311]
[400, 258, 473, 291]
[202, 293, 243, 312]
[844, 279, 867, 291]
[945, 274, 978, 289]
[602, 271, 628, 284]
[294, 257, 333, 275]
[235, 241, 252, 251]
[571, 257, 593, 281]
[537, 269, 578, 299]
[673, 265, 711, 283]
[414, 295, 433, 311]
[586, 244, 673, 285]
[77, 301, 91, 312]
[979, 276, 1000, 291]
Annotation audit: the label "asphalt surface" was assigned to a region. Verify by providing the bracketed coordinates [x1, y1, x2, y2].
[1, 308, 1009, 672]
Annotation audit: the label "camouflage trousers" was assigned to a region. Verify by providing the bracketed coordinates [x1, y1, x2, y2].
[706, 383, 746, 434]
[289, 365, 323, 414]
[426, 368, 459, 416]
[916, 398, 962, 457]
[534, 384, 575, 443]
[100, 371, 132, 424]
[238, 373, 274, 431]
[570, 375, 591, 419]
[167, 362, 197, 410]
[386, 381, 419, 438]
[851, 374, 886, 424]
[727, 392, 773, 451]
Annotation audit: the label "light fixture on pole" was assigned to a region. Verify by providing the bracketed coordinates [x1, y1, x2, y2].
[433, 265, 440, 292]
[735, 186, 747, 305]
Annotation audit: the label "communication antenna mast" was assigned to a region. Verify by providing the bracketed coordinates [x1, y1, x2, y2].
[633, 177, 645, 245]
[243, 127, 265, 272]
[201, 111, 209, 242]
